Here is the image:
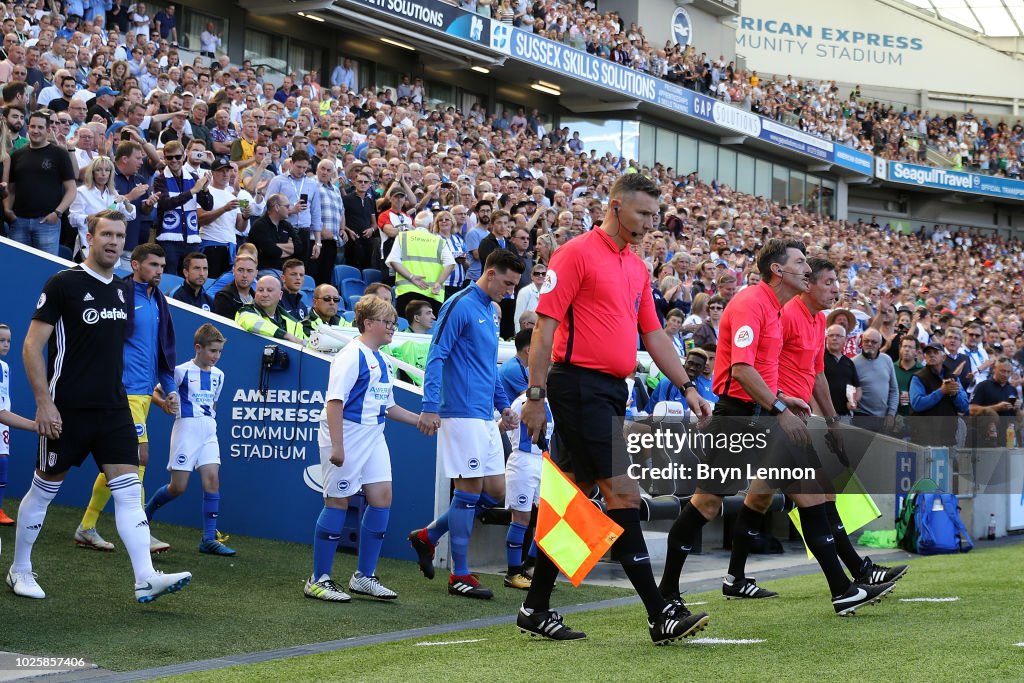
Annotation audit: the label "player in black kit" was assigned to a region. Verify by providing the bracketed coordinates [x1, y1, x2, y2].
[6, 209, 193, 603]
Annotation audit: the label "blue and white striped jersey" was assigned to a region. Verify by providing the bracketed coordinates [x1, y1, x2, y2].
[323, 339, 395, 426]
[176, 360, 224, 419]
[0, 360, 10, 455]
[506, 395, 552, 456]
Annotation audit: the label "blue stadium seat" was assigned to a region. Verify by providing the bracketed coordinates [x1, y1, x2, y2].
[206, 271, 234, 296]
[340, 277, 365, 303]
[333, 265, 361, 288]
[258, 268, 282, 281]
[113, 266, 132, 279]
[303, 275, 316, 292]
[300, 290, 313, 310]
[362, 268, 383, 285]
[397, 317, 410, 332]
[342, 311, 355, 323]
[158, 274, 184, 295]
[347, 295, 361, 311]
[57, 245, 73, 261]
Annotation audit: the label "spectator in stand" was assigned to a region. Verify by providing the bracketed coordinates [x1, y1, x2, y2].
[691, 294, 723, 348]
[197, 155, 246, 277]
[315, 158, 350, 286]
[200, 22, 222, 58]
[514, 262, 545, 334]
[249, 193, 299, 271]
[280, 258, 310, 321]
[4, 110, 77, 255]
[152, 140, 213, 275]
[171, 251, 215, 312]
[213, 252, 258, 320]
[302, 284, 345, 337]
[404, 299, 436, 335]
[68, 155, 138, 257]
[851, 328, 899, 433]
[433, 210, 466, 301]
[266, 149, 322, 273]
[824, 323, 859, 421]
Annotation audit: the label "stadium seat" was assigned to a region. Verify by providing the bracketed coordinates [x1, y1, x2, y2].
[259, 268, 282, 281]
[158, 274, 184, 295]
[340, 278, 364, 303]
[57, 245, 73, 261]
[397, 317, 410, 332]
[362, 268, 383, 285]
[113, 266, 131, 278]
[206, 271, 234, 296]
[300, 290, 313, 310]
[342, 311, 355, 323]
[333, 265, 361, 288]
[302, 275, 316, 292]
[347, 295, 361, 310]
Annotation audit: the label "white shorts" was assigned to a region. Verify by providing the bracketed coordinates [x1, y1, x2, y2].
[438, 417, 505, 479]
[167, 418, 220, 471]
[505, 448, 541, 512]
[320, 421, 391, 499]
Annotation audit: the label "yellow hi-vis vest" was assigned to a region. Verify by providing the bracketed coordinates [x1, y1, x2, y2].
[394, 229, 445, 303]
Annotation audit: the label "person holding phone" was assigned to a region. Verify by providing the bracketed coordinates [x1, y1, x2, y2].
[266, 149, 321, 272]
[970, 357, 1021, 418]
[909, 341, 969, 446]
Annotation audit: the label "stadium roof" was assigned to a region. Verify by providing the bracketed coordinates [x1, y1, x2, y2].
[901, 0, 1024, 36]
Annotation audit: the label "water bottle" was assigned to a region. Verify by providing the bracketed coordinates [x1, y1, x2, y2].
[987, 513, 996, 541]
[1007, 423, 1016, 449]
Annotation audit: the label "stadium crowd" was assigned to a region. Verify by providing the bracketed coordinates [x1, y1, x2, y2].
[0, 1, 1020, 401]
[455, 0, 1024, 175]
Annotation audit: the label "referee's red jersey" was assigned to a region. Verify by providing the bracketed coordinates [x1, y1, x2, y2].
[778, 296, 826, 402]
[536, 228, 661, 379]
[713, 281, 784, 401]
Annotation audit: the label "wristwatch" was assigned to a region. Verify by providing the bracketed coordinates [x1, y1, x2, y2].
[770, 398, 788, 415]
[681, 381, 697, 395]
[526, 386, 546, 401]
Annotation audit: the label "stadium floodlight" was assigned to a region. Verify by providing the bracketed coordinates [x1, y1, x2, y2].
[380, 37, 416, 51]
[537, 80, 561, 90]
[471, 66, 490, 74]
[296, 11, 325, 22]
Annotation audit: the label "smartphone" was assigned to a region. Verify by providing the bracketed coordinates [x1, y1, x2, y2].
[441, 182, 452, 189]
[299, 193, 308, 204]
[1010, 396, 1018, 406]
[120, 129, 132, 141]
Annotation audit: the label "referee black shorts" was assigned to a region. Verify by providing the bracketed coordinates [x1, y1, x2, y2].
[698, 396, 822, 496]
[38, 407, 139, 476]
[547, 363, 632, 483]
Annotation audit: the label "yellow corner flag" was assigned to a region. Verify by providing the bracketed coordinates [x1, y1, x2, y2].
[536, 452, 623, 587]
[789, 471, 881, 559]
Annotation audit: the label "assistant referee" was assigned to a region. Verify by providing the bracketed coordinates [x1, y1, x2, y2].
[516, 173, 711, 645]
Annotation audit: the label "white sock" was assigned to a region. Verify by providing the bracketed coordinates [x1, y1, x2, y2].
[109, 473, 155, 583]
[13, 475, 62, 573]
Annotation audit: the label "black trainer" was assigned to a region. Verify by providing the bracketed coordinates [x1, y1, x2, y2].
[649, 599, 710, 645]
[832, 580, 896, 616]
[448, 574, 493, 600]
[723, 575, 779, 599]
[408, 530, 435, 580]
[517, 605, 587, 641]
[855, 557, 909, 585]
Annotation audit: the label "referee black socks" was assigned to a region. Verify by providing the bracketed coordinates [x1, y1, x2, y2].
[825, 500, 864, 575]
[659, 502, 709, 598]
[727, 503, 766, 583]
[798, 503, 852, 597]
[608, 508, 666, 619]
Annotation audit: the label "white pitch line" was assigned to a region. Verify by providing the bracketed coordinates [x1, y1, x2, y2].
[1013, 643, 1024, 647]
[899, 597, 960, 602]
[413, 638, 486, 647]
[686, 601, 707, 606]
[690, 637, 766, 645]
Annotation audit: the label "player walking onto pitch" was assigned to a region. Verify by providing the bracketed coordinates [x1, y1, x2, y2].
[0, 323, 38, 525]
[145, 323, 236, 556]
[502, 392, 551, 589]
[305, 295, 422, 603]
[408, 250, 523, 600]
[8, 210, 191, 603]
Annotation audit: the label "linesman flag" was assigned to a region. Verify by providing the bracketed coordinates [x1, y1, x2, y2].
[536, 451, 623, 587]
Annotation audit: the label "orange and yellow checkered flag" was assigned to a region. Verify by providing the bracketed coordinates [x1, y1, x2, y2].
[536, 452, 623, 587]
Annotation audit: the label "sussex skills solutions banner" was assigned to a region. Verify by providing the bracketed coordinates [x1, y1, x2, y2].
[350, 0, 491, 45]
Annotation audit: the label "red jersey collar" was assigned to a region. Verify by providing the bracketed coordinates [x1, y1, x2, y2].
[757, 280, 783, 311]
[594, 226, 628, 253]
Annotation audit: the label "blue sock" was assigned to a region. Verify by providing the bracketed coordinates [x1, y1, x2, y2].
[0, 455, 8, 510]
[357, 506, 390, 577]
[426, 509, 449, 545]
[506, 522, 527, 573]
[449, 490, 479, 577]
[476, 491, 500, 518]
[313, 506, 346, 579]
[202, 492, 220, 542]
[528, 539, 537, 559]
[145, 484, 174, 521]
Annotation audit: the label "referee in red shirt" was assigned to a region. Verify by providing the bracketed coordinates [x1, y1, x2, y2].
[515, 174, 712, 644]
[658, 241, 896, 616]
